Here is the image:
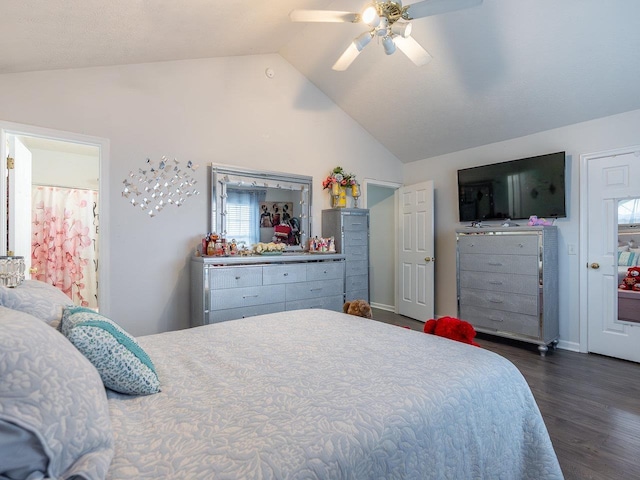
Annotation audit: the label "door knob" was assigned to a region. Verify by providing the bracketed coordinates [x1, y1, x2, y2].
[424, 257, 435, 262]
[590, 262, 600, 269]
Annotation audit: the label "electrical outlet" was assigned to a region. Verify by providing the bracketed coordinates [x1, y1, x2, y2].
[568, 244, 577, 255]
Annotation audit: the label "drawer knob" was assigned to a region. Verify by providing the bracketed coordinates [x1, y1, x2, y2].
[235, 276, 241, 280]
[519, 243, 524, 248]
[489, 299, 504, 304]
[284, 273, 289, 276]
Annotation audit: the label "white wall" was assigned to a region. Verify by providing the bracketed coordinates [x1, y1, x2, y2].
[31, 148, 99, 190]
[0, 54, 403, 336]
[403, 108, 640, 351]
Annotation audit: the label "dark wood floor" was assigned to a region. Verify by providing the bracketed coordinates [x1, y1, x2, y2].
[371, 308, 640, 480]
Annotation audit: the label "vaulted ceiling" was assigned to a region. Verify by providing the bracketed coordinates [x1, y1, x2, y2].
[2, 0, 640, 162]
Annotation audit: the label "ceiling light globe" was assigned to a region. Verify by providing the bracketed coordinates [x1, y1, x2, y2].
[391, 21, 412, 38]
[353, 31, 373, 51]
[382, 36, 396, 55]
[362, 6, 380, 27]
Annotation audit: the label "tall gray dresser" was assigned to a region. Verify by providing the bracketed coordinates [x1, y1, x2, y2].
[322, 208, 369, 302]
[456, 226, 559, 356]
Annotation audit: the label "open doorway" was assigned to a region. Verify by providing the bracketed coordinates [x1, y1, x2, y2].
[363, 179, 401, 312]
[1, 121, 109, 312]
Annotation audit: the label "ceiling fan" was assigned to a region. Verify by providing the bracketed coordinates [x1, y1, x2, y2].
[290, 0, 483, 71]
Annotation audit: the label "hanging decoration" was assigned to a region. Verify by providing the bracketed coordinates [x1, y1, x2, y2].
[121, 156, 200, 217]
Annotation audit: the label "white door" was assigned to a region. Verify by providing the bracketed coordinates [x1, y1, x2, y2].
[396, 180, 434, 320]
[583, 147, 640, 363]
[7, 136, 33, 273]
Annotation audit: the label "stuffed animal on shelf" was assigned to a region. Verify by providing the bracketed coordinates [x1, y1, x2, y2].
[619, 266, 640, 291]
[343, 300, 373, 319]
[423, 316, 480, 347]
[527, 215, 554, 226]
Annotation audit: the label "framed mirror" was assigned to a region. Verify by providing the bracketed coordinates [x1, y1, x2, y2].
[210, 165, 312, 250]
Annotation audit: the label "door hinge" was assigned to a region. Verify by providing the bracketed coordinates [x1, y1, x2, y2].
[6, 156, 14, 169]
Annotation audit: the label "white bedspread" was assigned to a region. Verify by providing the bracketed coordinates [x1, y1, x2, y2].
[106, 309, 563, 479]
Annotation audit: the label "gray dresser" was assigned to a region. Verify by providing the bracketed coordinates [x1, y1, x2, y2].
[456, 226, 559, 356]
[191, 254, 345, 326]
[322, 209, 369, 302]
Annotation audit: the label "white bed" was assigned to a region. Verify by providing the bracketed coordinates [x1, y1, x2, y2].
[1, 287, 563, 480]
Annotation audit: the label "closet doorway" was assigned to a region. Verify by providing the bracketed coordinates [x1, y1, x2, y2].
[363, 179, 401, 312]
[1, 121, 110, 313]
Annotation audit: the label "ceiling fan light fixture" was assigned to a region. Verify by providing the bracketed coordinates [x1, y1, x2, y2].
[353, 31, 374, 51]
[391, 21, 412, 38]
[361, 5, 380, 27]
[382, 36, 396, 55]
[376, 16, 390, 36]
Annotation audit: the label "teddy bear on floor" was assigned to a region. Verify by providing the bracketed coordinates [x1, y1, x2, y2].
[423, 316, 480, 346]
[343, 300, 373, 319]
[619, 266, 640, 291]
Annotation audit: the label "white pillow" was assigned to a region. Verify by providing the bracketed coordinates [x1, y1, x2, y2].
[0, 306, 114, 479]
[0, 280, 73, 326]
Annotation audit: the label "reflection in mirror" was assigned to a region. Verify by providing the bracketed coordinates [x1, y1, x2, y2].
[210, 165, 312, 250]
[617, 198, 640, 324]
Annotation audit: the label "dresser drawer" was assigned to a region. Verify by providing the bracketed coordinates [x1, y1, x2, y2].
[347, 274, 368, 292]
[344, 244, 367, 260]
[209, 266, 262, 289]
[460, 288, 538, 316]
[286, 295, 344, 312]
[306, 261, 344, 281]
[346, 289, 369, 302]
[346, 260, 368, 276]
[460, 271, 539, 295]
[211, 285, 285, 310]
[208, 302, 285, 323]
[344, 232, 368, 246]
[459, 253, 538, 275]
[458, 234, 539, 255]
[286, 279, 343, 301]
[343, 215, 368, 232]
[460, 305, 540, 338]
[263, 263, 306, 285]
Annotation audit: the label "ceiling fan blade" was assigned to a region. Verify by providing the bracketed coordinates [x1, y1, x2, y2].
[289, 10, 359, 23]
[406, 0, 483, 19]
[332, 43, 362, 71]
[394, 36, 433, 67]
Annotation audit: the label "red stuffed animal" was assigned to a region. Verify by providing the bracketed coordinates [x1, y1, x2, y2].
[423, 316, 480, 347]
[619, 266, 640, 291]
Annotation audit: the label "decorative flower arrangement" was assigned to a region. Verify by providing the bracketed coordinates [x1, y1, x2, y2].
[322, 166, 357, 190]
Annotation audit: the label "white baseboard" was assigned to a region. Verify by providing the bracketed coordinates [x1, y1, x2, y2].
[371, 302, 395, 312]
[556, 339, 580, 352]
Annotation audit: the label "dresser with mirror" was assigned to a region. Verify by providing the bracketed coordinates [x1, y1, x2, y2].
[191, 165, 346, 326]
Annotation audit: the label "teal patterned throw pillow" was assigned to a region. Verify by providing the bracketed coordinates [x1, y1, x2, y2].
[60, 307, 160, 395]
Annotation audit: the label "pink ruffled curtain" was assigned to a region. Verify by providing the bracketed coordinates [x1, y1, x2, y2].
[31, 186, 99, 308]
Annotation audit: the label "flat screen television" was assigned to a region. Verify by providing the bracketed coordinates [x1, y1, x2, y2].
[457, 152, 566, 222]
